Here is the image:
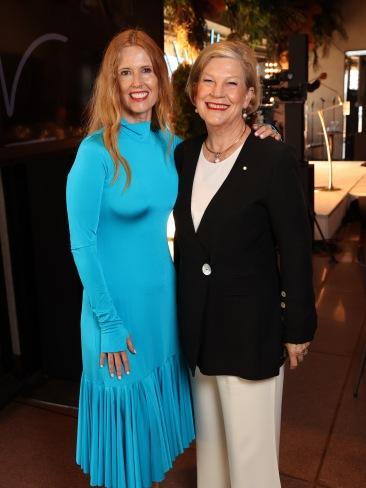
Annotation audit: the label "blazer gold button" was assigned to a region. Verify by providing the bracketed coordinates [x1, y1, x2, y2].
[202, 263, 212, 276]
[280, 301, 286, 309]
[281, 290, 286, 298]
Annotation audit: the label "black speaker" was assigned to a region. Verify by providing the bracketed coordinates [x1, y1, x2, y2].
[284, 34, 308, 161]
[283, 35, 315, 222]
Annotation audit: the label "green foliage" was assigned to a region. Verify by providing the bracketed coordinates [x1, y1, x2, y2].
[311, 0, 348, 63]
[224, 0, 347, 62]
[167, 0, 348, 138]
[171, 62, 206, 139]
[164, 0, 347, 64]
[224, 0, 306, 54]
[164, 0, 207, 50]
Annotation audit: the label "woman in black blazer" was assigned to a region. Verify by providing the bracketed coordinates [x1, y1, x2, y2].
[173, 40, 317, 488]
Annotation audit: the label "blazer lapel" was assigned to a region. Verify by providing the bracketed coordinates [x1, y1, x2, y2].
[177, 131, 257, 254]
[179, 135, 205, 238]
[196, 131, 256, 237]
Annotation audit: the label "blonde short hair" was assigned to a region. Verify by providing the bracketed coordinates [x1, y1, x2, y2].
[186, 40, 261, 115]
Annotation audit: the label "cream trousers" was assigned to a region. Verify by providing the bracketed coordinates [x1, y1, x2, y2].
[191, 366, 284, 488]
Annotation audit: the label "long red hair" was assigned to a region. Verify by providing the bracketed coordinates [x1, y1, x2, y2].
[87, 29, 173, 188]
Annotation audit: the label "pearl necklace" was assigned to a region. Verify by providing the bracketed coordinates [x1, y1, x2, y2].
[204, 124, 247, 163]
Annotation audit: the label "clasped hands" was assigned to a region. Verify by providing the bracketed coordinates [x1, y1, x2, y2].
[285, 342, 311, 370]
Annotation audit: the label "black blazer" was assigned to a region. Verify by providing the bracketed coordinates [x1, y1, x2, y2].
[173, 131, 317, 380]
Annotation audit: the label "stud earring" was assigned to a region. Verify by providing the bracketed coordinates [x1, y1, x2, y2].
[242, 109, 247, 120]
[194, 108, 198, 113]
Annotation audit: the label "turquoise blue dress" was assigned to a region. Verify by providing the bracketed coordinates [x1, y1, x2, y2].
[66, 119, 194, 488]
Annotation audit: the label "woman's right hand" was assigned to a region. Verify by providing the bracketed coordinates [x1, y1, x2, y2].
[99, 337, 136, 379]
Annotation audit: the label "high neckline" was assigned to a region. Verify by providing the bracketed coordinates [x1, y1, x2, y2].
[120, 118, 152, 142]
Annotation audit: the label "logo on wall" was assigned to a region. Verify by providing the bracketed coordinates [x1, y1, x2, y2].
[0, 33, 68, 118]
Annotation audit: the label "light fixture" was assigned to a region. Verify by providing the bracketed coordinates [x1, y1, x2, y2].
[342, 101, 350, 116]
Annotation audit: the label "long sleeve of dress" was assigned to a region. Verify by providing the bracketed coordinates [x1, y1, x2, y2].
[266, 144, 317, 344]
[66, 138, 129, 353]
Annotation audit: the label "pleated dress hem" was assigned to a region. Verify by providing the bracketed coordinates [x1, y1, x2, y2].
[76, 353, 195, 488]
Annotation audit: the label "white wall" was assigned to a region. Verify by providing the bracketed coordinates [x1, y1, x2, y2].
[307, 0, 366, 160]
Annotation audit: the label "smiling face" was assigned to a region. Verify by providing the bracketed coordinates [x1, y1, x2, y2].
[117, 45, 159, 123]
[194, 57, 254, 130]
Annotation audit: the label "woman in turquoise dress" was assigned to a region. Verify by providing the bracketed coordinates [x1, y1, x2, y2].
[66, 29, 194, 488]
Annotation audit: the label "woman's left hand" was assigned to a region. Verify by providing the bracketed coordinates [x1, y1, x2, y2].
[284, 342, 311, 369]
[99, 336, 136, 379]
[253, 123, 281, 141]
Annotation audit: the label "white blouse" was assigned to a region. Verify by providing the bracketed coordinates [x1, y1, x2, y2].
[191, 143, 244, 231]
